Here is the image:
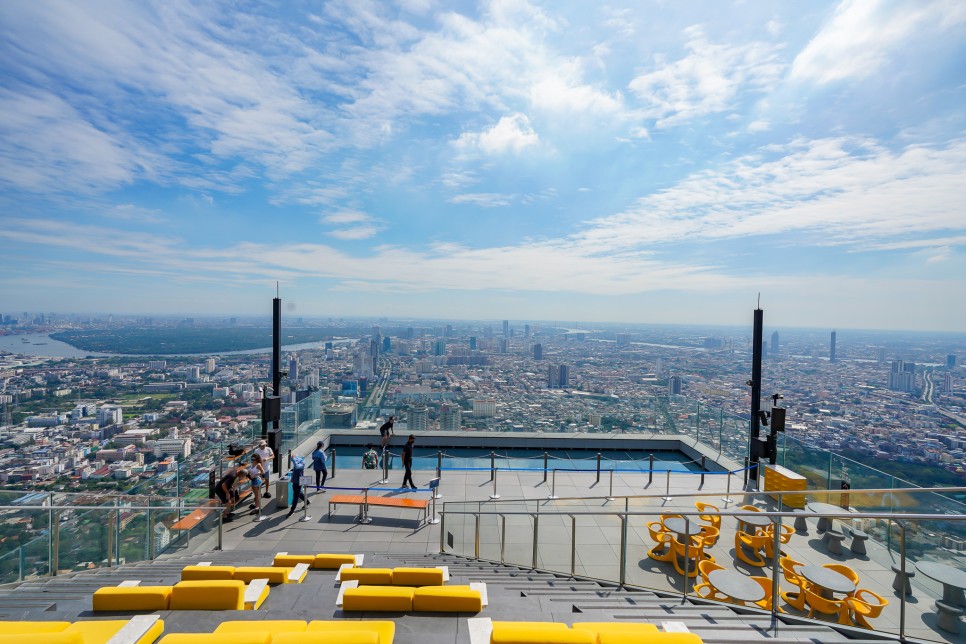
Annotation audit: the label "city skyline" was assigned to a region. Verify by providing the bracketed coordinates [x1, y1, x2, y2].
[1, 1, 965, 331]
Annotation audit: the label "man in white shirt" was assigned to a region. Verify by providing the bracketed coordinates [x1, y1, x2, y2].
[254, 439, 275, 499]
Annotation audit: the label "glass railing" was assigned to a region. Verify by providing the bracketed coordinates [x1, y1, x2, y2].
[441, 486, 966, 643]
[0, 496, 222, 584]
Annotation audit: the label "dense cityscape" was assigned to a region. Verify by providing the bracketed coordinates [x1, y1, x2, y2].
[1, 314, 963, 500]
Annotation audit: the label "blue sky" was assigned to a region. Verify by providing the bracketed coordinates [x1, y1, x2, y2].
[1, 0, 964, 331]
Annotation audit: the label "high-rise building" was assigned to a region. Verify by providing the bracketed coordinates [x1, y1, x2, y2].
[503, 320, 509, 337]
[472, 399, 497, 418]
[830, 331, 837, 363]
[440, 403, 462, 431]
[548, 364, 570, 389]
[408, 406, 428, 432]
[289, 355, 300, 381]
[383, 336, 391, 352]
[943, 372, 953, 394]
[948, 354, 957, 368]
[888, 360, 916, 392]
[205, 358, 216, 373]
[469, 336, 477, 350]
[433, 339, 446, 356]
[877, 347, 887, 364]
[533, 343, 543, 360]
[499, 338, 509, 354]
[668, 375, 682, 395]
[761, 341, 768, 360]
[524, 324, 530, 338]
[771, 331, 779, 354]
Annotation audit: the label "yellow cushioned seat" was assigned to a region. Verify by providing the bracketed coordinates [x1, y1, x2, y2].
[597, 633, 703, 644]
[571, 623, 660, 637]
[0, 622, 70, 634]
[392, 567, 444, 586]
[65, 619, 165, 644]
[233, 566, 290, 584]
[181, 565, 235, 581]
[412, 585, 482, 612]
[342, 586, 414, 612]
[159, 634, 269, 644]
[93, 586, 172, 611]
[169, 580, 245, 610]
[273, 554, 316, 568]
[307, 620, 395, 644]
[0, 635, 82, 644]
[340, 567, 394, 585]
[275, 633, 378, 644]
[490, 624, 590, 644]
[314, 554, 357, 569]
[215, 621, 307, 634]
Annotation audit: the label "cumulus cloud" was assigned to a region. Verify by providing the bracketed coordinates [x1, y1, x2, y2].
[449, 193, 514, 207]
[453, 113, 539, 154]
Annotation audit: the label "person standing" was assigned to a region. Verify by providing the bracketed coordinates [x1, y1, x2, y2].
[379, 416, 394, 449]
[215, 467, 249, 523]
[362, 443, 379, 470]
[254, 439, 275, 499]
[286, 452, 309, 518]
[247, 453, 266, 515]
[401, 434, 416, 490]
[311, 441, 328, 491]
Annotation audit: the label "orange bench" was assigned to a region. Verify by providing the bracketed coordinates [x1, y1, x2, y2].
[170, 500, 219, 532]
[328, 495, 429, 524]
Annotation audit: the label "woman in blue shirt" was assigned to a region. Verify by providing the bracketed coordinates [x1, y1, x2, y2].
[311, 440, 328, 491]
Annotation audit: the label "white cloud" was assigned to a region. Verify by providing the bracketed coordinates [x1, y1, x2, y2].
[328, 225, 380, 240]
[454, 113, 538, 154]
[628, 25, 784, 128]
[322, 210, 371, 225]
[747, 119, 770, 133]
[449, 193, 514, 207]
[320, 210, 383, 239]
[790, 0, 966, 84]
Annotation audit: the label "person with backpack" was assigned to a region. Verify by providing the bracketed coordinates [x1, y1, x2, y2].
[362, 443, 378, 470]
[286, 451, 310, 518]
[311, 441, 328, 491]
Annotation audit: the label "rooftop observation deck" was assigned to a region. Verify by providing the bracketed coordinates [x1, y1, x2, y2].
[0, 431, 963, 644]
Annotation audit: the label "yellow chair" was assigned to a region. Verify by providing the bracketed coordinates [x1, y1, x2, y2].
[670, 536, 713, 578]
[843, 588, 889, 628]
[749, 577, 783, 612]
[737, 505, 761, 533]
[646, 522, 674, 562]
[694, 525, 719, 548]
[659, 514, 683, 531]
[694, 502, 721, 531]
[762, 524, 794, 559]
[692, 560, 728, 601]
[735, 530, 769, 567]
[778, 557, 808, 612]
[821, 563, 859, 595]
[804, 586, 847, 621]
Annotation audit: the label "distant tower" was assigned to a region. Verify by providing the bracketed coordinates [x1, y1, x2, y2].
[771, 331, 779, 354]
[547, 365, 558, 388]
[558, 365, 569, 389]
[439, 403, 462, 431]
[524, 324, 531, 338]
[948, 354, 957, 368]
[408, 406, 428, 432]
[761, 341, 768, 360]
[502, 320, 509, 337]
[889, 360, 917, 392]
[830, 331, 837, 363]
[469, 336, 477, 350]
[532, 343, 543, 360]
[876, 347, 886, 364]
[668, 375, 682, 395]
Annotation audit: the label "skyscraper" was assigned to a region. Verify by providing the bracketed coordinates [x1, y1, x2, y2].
[469, 336, 477, 350]
[947, 354, 957, 368]
[668, 375, 682, 395]
[830, 331, 837, 363]
[408, 405, 428, 432]
[440, 403, 462, 431]
[558, 365, 569, 389]
[533, 343, 543, 360]
[876, 347, 886, 364]
[771, 331, 779, 354]
[888, 360, 916, 392]
[502, 320, 509, 337]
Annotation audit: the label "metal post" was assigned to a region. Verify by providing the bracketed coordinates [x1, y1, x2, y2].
[682, 517, 690, 597]
[379, 449, 389, 484]
[743, 456, 749, 485]
[490, 452, 495, 481]
[359, 488, 372, 524]
[330, 448, 336, 479]
[216, 511, 223, 550]
[299, 482, 312, 522]
[607, 469, 615, 501]
[662, 469, 673, 502]
[105, 510, 114, 568]
[474, 514, 480, 559]
[182, 498, 189, 546]
[899, 521, 907, 641]
[548, 469, 558, 499]
[18, 545, 24, 582]
[543, 452, 548, 483]
[114, 503, 121, 565]
[648, 454, 654, 486]
[771, 516, 782, 618]
[437, 451, 442, 479]
[500, 515, 506, 564]
[490, 468, 501, 499]
[700, 456, 706, 486]
[531, 513, 540, 570]
[721, 469, 734, 507]
[570, 514, 576, 578]
[428, 494, 439, 525]
[51, 509, 59, 576]
[596, 452, 601, 483]
[619, 513, 628, 588]
[148, 508, 155, 560]
[46, 505, 53, 577]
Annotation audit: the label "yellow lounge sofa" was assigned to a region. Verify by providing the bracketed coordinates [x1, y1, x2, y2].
[169, 580, 246, 611]
[92, 586, 172, 611]
[342, 586, 414, 612]
[413, 585, 482, 612]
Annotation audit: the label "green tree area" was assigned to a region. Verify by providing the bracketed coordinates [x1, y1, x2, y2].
[50, 326, 352, 355]
[835, 448, 964, 488]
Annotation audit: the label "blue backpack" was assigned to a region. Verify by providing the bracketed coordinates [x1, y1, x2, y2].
[291, 455, 305, 474]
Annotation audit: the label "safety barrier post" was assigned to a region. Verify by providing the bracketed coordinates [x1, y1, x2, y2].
[379, 449, 389, 484]
[570, 514, 576, 578]
[743, 457, 749, 485]
[596, 452, 601, 483]
[500, 515, 506, 564]
[330, 448, 336, 479]
[474, 514, 480, 559]
[771, 515, 782, 617]
[648, 454, 654, 486]
[490, 468, 501, 499]
[899, 520, 907, 641]
[619, 513, 628, 588]
[682, 518, 690, 599]
[490, 452, 495, 481]
[51, 509, 60, 576]
[700, 456, 706, 486]
[436, 450, 442, 479]
[531, 513, 540, 569]
[721, 469, 734, 507]
[18, 546, 24, 582]
[216, 511, 223, 550]
[607, 469, 615, 501]
[299, 482, 312, 522]
[359, 487, 372, 524]
[548, 469, 558, 499]
[543, 452, 549, 483]
[662, 469, 673, 502]
[148, 508, 155, 560]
